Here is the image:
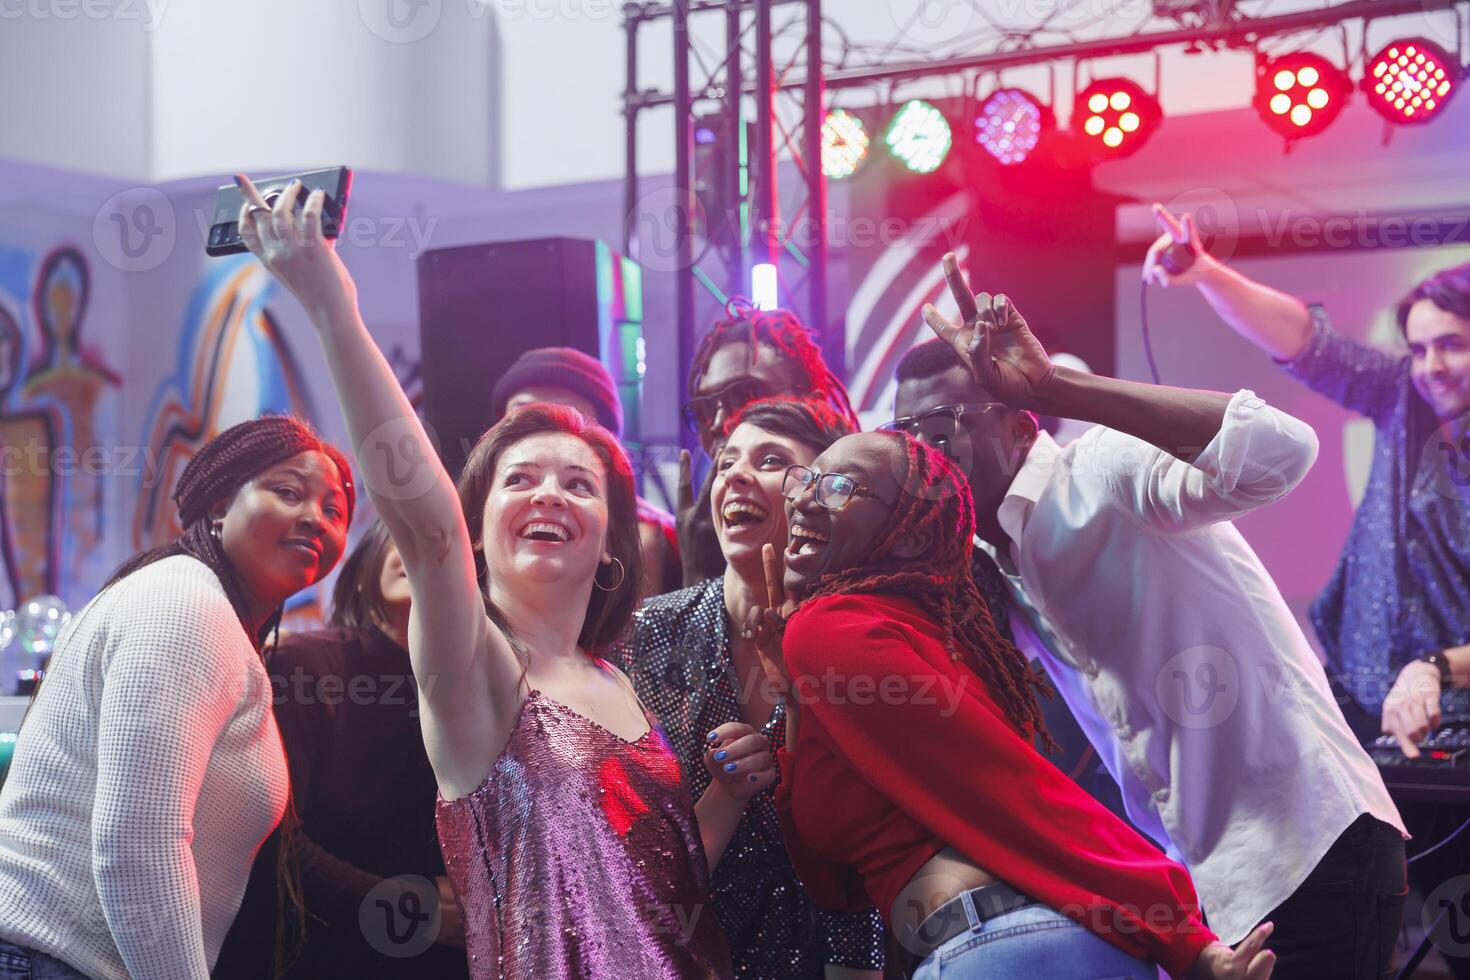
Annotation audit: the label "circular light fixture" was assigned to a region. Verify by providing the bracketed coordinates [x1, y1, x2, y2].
[884, 100, 953, 174]
[974, 88, 1052, 165]
[1253, 51, 1353, 140]
[1363, 38, 1459, 124]
[1072, 77, 1161, 159]
[821, 109, 870, 179]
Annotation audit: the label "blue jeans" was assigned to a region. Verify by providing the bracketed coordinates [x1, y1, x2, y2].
[0, 940, 92, 980]
[911, 903, 1155, 979]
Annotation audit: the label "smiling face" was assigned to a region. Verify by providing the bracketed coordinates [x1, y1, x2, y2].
[782, 433, 904, 600]
[894, 362, 1034, 510]
[480, 431, 611, 592]
[213, 450, 350, 610]
[1406, 298, 1470, 421]
[711, 420, 819, 574]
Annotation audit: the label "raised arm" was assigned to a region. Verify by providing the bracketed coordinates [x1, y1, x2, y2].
[923, 252, 1232, 460]
[1143, 204, 1313, 361]
[236, 177, 520, 796]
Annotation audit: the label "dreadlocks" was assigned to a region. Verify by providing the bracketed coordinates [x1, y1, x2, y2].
[688, 305, 859, 431]
[801, 432, 1057, 752]
[102, 414, 355, 979]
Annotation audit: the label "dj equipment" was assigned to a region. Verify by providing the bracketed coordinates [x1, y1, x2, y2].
[1367, 723, 1470, 803]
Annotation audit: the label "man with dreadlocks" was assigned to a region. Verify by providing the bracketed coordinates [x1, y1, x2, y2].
[749, 431, 1275, 979]
[893, 253, 1405, 980]
[677, 303, 859, 586]
[0, 415, 354, 980]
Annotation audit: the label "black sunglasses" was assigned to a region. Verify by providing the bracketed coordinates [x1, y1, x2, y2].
[681, 378, 771, 433]
[878, 402, 1008, 440]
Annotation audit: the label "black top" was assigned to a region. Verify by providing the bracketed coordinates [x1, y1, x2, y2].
[214, 626, 467, 979]
[611, 578, 886, 978]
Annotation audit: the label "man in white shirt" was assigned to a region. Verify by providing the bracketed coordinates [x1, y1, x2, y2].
[885, 253, 1406, 980]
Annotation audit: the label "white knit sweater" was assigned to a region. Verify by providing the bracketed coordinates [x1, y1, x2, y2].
[0, 555, 289, 979]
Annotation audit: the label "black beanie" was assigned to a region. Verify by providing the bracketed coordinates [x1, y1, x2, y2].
[491, 347, 623, 437]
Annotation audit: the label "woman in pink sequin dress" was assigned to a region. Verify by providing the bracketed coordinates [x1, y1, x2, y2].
[238, 174, 771, 979]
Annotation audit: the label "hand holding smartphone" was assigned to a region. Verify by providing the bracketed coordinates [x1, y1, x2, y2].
[206, 166, 352, 256]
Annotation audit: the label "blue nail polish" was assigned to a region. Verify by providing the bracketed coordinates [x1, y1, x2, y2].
[713, 750, 727, 761]
[723, 762, 736, 772]
[706, 731, 718, 741]
[748, 774, 758, 782]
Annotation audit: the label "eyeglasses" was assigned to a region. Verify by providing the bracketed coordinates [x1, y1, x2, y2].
[681, 378, 771, 433]
[781, 464, 893, 511]
[878, 402, 1008, 441]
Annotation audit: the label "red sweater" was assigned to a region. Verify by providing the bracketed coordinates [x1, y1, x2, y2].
[774, 593, 1217, 979]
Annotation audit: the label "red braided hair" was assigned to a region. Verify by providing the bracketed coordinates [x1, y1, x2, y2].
[688, 304, 859, 432]
[801, 432, 1057, 751]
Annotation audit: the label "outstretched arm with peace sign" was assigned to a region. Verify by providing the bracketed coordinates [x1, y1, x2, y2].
[921, 250, 1234, 463]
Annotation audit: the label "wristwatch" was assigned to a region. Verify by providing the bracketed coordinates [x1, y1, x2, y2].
[1419, 650, 1454, 687]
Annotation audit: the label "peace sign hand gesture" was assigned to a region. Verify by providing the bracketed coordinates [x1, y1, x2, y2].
[921, 252, 1055, 409]
[743, 544, 802, 744]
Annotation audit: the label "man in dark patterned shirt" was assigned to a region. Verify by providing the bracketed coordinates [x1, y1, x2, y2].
[1147, 203, 1470, 979]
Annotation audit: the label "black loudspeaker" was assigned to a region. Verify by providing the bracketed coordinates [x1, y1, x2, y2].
[416, 237, 645, 477]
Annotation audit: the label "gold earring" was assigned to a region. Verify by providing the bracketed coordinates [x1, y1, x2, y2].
[593, 556, 626, 592]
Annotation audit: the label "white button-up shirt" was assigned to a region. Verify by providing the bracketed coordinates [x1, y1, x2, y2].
[988, 390, 1404, 945]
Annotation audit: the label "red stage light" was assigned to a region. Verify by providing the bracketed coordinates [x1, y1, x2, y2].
[1073, 78, 1160, 159]
[821, 109, 870, 180]
[1363, 38, 1458, 124]
[975, 88, 1051, 165]
[1253, 52, 1353, 140]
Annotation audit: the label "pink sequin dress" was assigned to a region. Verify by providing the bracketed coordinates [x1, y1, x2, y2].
[435, 688, 733, 979]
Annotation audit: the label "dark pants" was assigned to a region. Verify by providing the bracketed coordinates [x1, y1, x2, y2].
[1399, 798, 1470, 980]
[0, 940, 92, 980]
[1260, 814, 1408, 980]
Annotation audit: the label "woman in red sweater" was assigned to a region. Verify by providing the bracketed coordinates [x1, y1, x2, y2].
[747, 430, 1276, 980]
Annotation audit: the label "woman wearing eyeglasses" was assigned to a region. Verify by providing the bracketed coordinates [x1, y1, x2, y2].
[748, 431, 1277, 980]
[614, 398, 887, 980]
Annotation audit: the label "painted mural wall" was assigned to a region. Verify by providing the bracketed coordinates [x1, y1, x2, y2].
[0, 163, 681, 640]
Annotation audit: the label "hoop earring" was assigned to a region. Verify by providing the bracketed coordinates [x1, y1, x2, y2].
[210, 521, 223, 542]
[594, 556, 626, 592]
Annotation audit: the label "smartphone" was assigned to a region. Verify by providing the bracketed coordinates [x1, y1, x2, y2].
[205, 166, 353, 256]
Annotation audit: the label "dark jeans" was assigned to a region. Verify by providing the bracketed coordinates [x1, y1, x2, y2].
[0, 940, 92, 980]
[1260, 814, 1408, 980]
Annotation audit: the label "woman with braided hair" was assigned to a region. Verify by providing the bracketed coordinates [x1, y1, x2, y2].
[0, 415, 355, 980]
[679, 302, 860, 586]
[749, 429, 1278, 980]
